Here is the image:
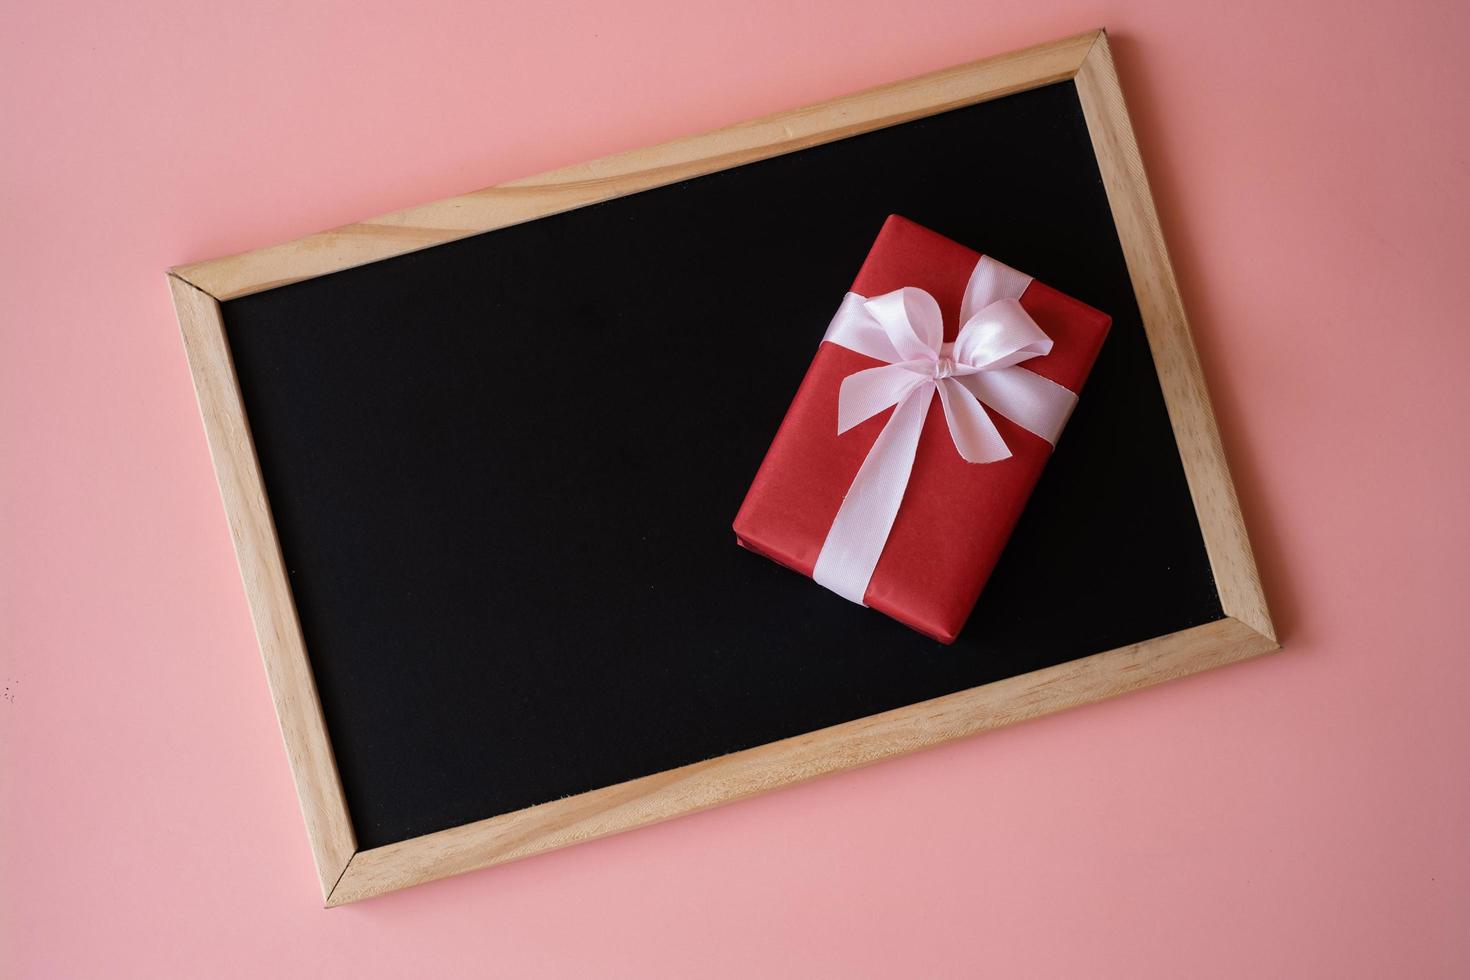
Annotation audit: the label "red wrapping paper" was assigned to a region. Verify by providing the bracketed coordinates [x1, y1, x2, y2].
[733, 215, 1111, 643]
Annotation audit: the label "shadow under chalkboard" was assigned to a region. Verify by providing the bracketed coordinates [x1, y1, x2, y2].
[222, 79, 1221, 851]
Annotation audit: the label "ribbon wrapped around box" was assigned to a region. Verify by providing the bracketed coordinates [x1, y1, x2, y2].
[733, 215, 1111, 643]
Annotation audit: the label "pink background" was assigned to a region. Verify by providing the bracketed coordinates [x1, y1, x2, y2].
[3, 0, 1468, 976]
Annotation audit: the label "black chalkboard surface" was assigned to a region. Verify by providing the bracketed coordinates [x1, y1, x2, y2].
[221, 78, 1220, 853]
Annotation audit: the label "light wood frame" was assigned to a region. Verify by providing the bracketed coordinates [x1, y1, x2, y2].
[168, 29, 1276, 907]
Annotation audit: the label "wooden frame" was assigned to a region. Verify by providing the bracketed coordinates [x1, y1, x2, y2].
[168, 29, 1276, 907]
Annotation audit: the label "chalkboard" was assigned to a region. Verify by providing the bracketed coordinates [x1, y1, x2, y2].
[170, 31, 1275, 904]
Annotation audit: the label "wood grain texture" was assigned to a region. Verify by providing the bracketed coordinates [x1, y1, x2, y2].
[328, 616, 1276, 906]
[166, 28, 1278, 906]
[168, 274, 357, 900]
[169, 30, 1099, 301]
[1072, 34, 1275, 642]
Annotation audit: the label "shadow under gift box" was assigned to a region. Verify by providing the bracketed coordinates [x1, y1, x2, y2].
[733, 215, 1112, 644]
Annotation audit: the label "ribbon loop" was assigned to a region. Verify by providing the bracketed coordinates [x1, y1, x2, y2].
[863, 287, 946, 363]
[813, 255, 1080, 607]
[953, 297, 1053, 370]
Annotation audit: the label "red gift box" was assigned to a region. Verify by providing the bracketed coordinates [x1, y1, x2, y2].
[733, 215, 1111, 643]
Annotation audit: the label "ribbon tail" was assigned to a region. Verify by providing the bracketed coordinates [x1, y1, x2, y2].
[813, 384, 935, 605]
[837, 363, 931, 434]
[935, 377, 1011, 463]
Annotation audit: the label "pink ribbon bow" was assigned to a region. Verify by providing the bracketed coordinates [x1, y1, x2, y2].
[811, 256, 1079, 605]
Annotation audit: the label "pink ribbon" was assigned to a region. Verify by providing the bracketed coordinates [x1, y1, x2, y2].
[811, 256, 1079, 605]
